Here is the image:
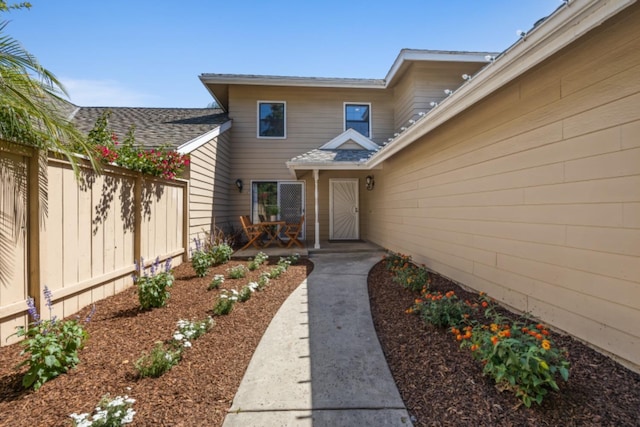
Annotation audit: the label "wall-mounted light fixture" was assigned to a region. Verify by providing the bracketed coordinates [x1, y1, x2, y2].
[235, 178, 243, 193]
[365, 175, 375, 191]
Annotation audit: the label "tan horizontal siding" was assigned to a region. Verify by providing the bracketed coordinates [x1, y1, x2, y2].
[367, 4, 640, 370]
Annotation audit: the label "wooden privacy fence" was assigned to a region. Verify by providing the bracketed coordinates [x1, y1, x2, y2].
[0, 140, 188, 345]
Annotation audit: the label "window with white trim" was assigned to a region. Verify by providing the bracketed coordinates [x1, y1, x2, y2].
[344, 103, 371, 138]
[258, 101, 286, 138]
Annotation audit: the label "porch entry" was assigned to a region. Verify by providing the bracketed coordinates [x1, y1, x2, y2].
[251, 181, 305, 239]
[329, 178, 359, 240]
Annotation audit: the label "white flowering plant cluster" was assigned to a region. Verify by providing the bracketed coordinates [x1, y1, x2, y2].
[248, 252, 269, 271]
[70, 394, 135, 426]
[208, 274, 225, 290]
[228, 264, 248, 279]
[173, 317, 214, 348]
[212, 289, 239, 315]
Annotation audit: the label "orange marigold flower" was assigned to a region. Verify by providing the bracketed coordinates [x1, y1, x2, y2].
[470, 344, 479, 351]
[445, 291, 455, 298]
[481, 301, 488, 308]
[541, 329, 550, 336]
[456, 334, 463, 341]
[490, 323, 499, 332]
[479, 291, 486, 296]
[491, 336, 499, 345]
[521, 327, 529, 333]
[536, 323, 545, 330]
[536, 333, 543, 340]
[415, 299, 422, 304]
[464, 332, 472, 339]
[541, 340, 551, 350]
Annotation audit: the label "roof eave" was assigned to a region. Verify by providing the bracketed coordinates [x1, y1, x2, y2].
[177, 120, 232, 154]
[367, 0, 637, 168]
[199, 74, 385, 89]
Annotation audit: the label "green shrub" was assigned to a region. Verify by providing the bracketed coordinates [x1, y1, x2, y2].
[191, 237, 212, 277]
[210, 243, 233, 265]
[248, 252, 269, 271]
[415, 290, 471, 328]
[228, 265, 248, 279]
[257, 273, 270, 289]
[463, 321, 570, 407]
[208, 274, 225, 290]
[134, 342, 181, 378]
[134, 257, 174, 309]
[14, 287, 92, 390]
[393, 263, 429, 292]
[212, 290, 238, 315]
[70, 394, 136, 426]
[173, 317, 214, 348]
[238, 286, 252, 302]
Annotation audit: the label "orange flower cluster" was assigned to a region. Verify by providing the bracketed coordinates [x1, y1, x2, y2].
[451, 325, 473, 341]
[522, 323, 551, 347]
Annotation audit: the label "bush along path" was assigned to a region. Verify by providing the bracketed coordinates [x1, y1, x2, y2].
[369, 253, 640, 426]
[0, 251, 312, 426]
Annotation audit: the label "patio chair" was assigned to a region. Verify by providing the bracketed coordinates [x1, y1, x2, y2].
[239, 215, 262, 250]
[284, 214, 305, 248]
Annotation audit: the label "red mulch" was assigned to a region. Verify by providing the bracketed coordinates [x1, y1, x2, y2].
[0, 258, 312, 426]
[3, 257, 639, 426]
[368, 261, 640, 427]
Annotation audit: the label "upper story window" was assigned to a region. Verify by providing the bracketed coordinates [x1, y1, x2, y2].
[258, 101, 286, 138]
[344, 103, 371, 138]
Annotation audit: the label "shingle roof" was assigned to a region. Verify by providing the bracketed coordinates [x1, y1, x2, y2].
[71, 107, 228, 148]
[289, 148, 376, 164]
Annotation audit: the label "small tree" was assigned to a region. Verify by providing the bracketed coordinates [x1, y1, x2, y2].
[0, 2, 97, 173]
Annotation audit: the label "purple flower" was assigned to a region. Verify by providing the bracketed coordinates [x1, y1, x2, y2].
[26, 297, 40, 325]
[193, 237, 202, 252]
[43, 286, 54, 311]
[153, 257, 160, 276]
[85, 304, 96, 323]
[164, 257, 172, 273]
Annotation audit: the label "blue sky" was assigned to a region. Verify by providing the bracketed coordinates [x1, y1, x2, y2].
[8, 0, 561, 108]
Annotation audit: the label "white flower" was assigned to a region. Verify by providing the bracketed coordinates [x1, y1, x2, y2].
[173, 333, 184, 341]
[183, 341, 192, 348]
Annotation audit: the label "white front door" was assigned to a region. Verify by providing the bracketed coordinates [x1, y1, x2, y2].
[329, 179, 359, 240]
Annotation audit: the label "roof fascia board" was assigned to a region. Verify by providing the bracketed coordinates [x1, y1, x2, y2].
[320, 128, 379, 150]
[368, 0, 636, 168]
[177, 120, 232, 154]
[200, 74, 384, 89]
[384, 50, 495, 84]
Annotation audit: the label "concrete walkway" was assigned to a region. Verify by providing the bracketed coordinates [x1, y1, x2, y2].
[222, 251, 413, 427]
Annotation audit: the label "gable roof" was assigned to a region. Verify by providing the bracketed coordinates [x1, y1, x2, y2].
[71, 106, 229, 149]
[200, 50, 494, 111]
[320, 129, 379, 150]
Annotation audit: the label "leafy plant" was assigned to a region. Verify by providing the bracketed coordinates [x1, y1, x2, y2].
[134, 342, 181, 378]
[383, 252, 412, 273]
[208, 274, 225, 290]
[191, 237, 212, 277]
[133, 257, 174, 309]
[210, 243, 233, 265]
[212, 290, 238, 315]
[257, 273, 270, 289]
[463, 321, 570, 407]
[414, 290, 472, 328]
[238, 286, 252, 302]
[13, 286, 93, 390]
[248, 252, 269, 271]
[228, 265, 248, 279]
[173, 318, 214, 349]
[393, 262, 429, 292]
[70, 394, 136, 426]
[84, 111, 190, 180]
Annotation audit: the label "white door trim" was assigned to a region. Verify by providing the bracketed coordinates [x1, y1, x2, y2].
[329, 178, 359, 240]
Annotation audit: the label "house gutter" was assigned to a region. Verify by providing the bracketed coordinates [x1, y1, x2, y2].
[366, 0, 637, 169]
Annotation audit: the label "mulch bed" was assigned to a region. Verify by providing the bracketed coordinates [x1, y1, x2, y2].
[368, 261, 640, 427]
[0, 258, 313, 426]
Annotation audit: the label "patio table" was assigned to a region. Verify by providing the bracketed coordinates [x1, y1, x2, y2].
[259, 220, 286, 248]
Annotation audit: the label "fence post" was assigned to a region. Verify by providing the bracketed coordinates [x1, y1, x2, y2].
[134, 172, 142, 264]
[182, 180, 189, 262]
[27, 149, 42, 313]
